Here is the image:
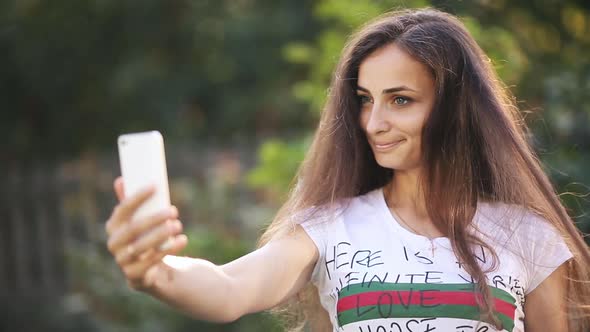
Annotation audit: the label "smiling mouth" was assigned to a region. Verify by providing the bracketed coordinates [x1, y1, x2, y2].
[374, 139, 405, 151]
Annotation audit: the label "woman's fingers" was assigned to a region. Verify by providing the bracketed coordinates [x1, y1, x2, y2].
[104, 177, 189, 292]
[122, 234, 189, 290]
[115, 219, 183, 265]
[169, 234, 188, 253]
[107, 206, 178, 254]
[114, 177, 125, 202]
[114, 186, 156, 221]
[124, 251, 169, 290]
[105, 186, 155, 235]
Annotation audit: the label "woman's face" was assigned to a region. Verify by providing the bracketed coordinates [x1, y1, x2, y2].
[357, 43, 436, 172]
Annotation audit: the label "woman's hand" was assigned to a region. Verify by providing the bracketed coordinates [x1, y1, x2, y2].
[104, 178, 317, 323]
[105, 177, 188, 291]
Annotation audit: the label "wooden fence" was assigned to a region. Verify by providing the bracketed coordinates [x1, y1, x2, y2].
[1, 159, 108, 298]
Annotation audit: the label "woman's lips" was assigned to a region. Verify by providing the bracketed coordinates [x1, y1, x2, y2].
[374, 139, 405, 151]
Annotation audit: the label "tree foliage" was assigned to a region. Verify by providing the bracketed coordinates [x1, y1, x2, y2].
[0, 0, 317, 163]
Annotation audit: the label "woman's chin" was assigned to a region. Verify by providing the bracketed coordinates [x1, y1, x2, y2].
[374, 157, 418, 172]
[375, 159, 404, 170]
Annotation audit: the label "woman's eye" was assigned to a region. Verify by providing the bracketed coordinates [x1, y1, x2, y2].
[357, 95, 372, 105]
[393, 96, 410, 105]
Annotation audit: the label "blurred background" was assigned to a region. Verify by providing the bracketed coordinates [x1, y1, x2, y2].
[1, 0, 589, 331]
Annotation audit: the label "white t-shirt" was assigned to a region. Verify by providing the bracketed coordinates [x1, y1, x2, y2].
[300, 188, 572, 332]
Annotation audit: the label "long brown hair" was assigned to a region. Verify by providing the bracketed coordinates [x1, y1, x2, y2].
[260, 8, 590, 331]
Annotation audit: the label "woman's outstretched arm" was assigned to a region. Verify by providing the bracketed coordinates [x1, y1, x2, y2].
[105, 177, 318, 323]
[150, 226, 317, 322]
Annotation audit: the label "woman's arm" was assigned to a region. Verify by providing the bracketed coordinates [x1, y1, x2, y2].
[523, 263, 569, 331]
[147, 225, 318, 322]
[106, 177, 319, 323]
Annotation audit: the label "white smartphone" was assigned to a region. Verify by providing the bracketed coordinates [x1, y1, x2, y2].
[117, 131, 171, 220]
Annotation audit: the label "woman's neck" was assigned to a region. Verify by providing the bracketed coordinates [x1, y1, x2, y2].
[384, 169, 429, 220]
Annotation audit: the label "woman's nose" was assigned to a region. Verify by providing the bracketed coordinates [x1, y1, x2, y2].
[365, 104, 391, 135]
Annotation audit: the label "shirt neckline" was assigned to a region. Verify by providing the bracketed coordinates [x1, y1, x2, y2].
[372, 187, 450, 246]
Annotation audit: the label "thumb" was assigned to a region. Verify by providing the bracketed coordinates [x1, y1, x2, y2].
[114, 177, 125, 202]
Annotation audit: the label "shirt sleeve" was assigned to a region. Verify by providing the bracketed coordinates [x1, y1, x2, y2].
[518, 213, 573, 294]
[294, 207, 336, 285]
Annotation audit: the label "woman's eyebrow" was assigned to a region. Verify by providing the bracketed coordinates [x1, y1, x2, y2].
[356, 85, 417, 94]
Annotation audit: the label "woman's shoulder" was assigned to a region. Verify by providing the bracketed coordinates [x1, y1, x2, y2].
[295, 188, 383, 229]
[474, 200, 563, 246]
[476, 201, 548, 227]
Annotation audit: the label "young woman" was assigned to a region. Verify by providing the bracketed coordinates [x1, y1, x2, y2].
[105, 8, 590, 332]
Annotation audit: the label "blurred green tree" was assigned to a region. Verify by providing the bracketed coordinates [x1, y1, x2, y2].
[0, 0, 317, 163]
